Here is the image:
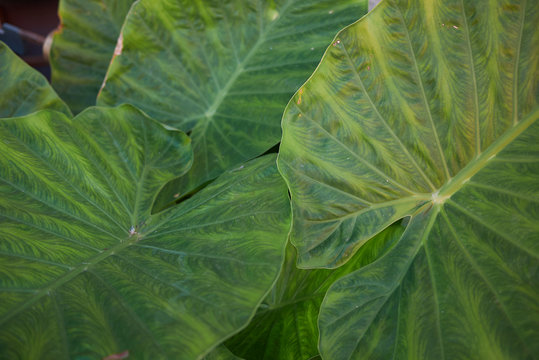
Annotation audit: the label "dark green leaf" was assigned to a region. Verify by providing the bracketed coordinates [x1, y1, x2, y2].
[226, 224, 403, 360]
[97, 0, 369, 209]
[204, 345, 244, 360]
[0, 105, 290, 359]
[50, 0, 136, 113]
[0, 41, 71, 118]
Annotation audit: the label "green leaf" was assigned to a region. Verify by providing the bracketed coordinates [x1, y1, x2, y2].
[204, 345, 244, 360]
[0, 41, 71, 118]
[0, 106, 291, 359]
[49, 0, 136, 113]
[97, 0, 369, 210]
[277, 0, 538, 358]
[226, 223, 403, 360]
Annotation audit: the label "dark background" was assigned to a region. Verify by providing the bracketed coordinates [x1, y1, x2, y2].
[0, 0, 59, 77]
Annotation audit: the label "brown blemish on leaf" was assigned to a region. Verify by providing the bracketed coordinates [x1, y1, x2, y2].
[297, 88, 304, 105]
[102, 350, 129, 360]
[114, 32, 123, 56]
[98, 32, 124, 97]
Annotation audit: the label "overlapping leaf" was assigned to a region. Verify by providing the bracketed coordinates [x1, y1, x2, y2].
[97, 0, 369, 210]
[0, 41, 71, 118]
[225, 223, 403, 360]
[278, 0, 538, 358]
[49, 0, 135, 113]
[0, 105, 291, 359]
[204, 345, 243, 360]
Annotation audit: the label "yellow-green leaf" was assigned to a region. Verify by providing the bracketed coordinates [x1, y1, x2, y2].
[278, 0, 538, 358]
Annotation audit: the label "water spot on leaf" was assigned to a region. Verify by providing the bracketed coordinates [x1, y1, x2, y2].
[267, 9, 279, 21]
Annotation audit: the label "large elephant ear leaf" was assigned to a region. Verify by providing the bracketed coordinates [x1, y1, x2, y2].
[0, 105, 290, 359]
[0, 41, 71, 118]
[97, 0, 369, 210]
[277, 0, 538, 358]
[49, 0, 136, 113]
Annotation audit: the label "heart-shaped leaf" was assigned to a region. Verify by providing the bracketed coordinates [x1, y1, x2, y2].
[97, 0, 369, 210]
[0, 106, 290, 359]
[49, 0, 136, 113]
[278, 0, 538, 358]
[225, 223, 403, 360]
[0, 41, 71, 118]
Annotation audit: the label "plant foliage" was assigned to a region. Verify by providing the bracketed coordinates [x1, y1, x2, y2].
[226, 224, 404, 360]
[0, 103, 290, 359]
[97, 0, 369, 209]
[0, 0, 537, 358]
[0, 43, 71, 118]
[278, 0, 538, 358]
[50, 0, 136, 113]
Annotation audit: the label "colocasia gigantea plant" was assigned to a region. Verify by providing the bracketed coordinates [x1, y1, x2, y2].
[0, 0, 537, 359]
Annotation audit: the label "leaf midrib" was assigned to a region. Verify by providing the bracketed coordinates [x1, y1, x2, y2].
[342, 108, 537, 355]
[200, 0, 295, 123]
[438, 107, 538, 199]
[0, 233, 138, 325]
